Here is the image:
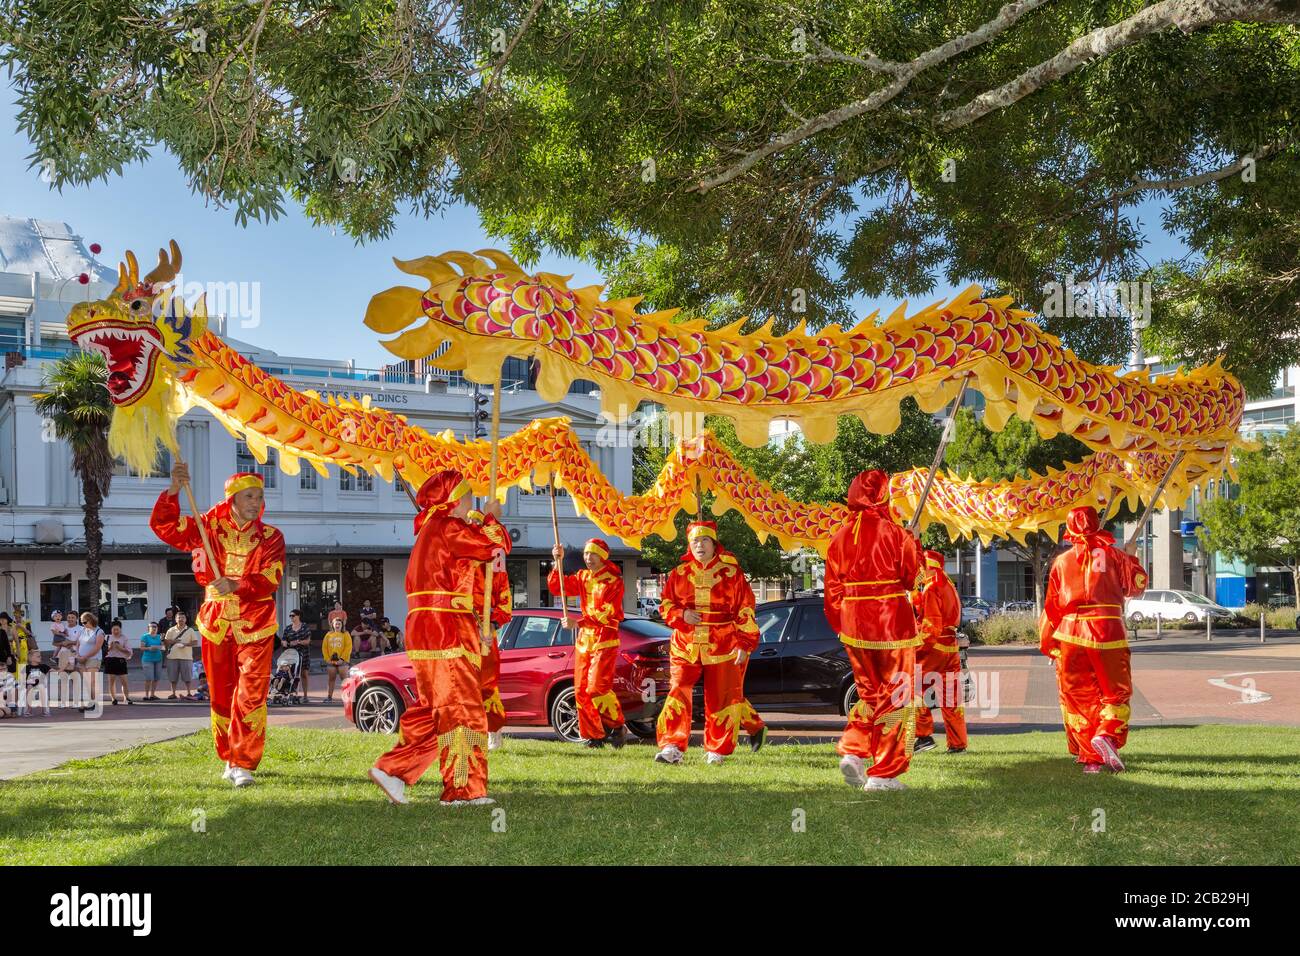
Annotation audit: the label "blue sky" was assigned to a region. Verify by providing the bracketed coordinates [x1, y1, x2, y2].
[1, 86, 1186, 369]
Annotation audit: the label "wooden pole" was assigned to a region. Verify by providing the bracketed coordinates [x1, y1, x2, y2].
[1123, 450, 1186, 555]
[395, 467, 419, 509]
[908, 375, 970, 533]
[549, 479, 571, 628]
[695, 472, 703, 523]
[482, 377, 503, 639]
[176, 456, 219, 578]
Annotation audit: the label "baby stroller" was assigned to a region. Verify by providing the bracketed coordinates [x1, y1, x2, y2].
[269, 648, 305, 706]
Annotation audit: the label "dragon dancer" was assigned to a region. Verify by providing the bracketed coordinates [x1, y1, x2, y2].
[655, 521, 766, 765]
[369, 471, 510, 806]
[468, 508, 513, 751]
[824, 469, 923, 792]
[150, 464, 284, 788]
[1039, 505, 1148, 774]
[548, 538, 627, 749]
[911, 550, 967, 755]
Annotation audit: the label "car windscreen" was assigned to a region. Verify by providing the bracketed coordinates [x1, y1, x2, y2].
[1176, 591, 1214, 606]
[620, 618, 671, 639]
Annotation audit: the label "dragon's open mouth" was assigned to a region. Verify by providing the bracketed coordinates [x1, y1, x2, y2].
[72, 321, 164, 405]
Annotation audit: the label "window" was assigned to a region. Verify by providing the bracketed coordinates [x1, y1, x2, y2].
[39, 574, 72, 621]
[511, 616, 559, 650]
[790, 605, 835, 642]
[113, 447, 172, 479]
[300, 469, 318, 491]
[757, 605, 794, 644]
[235, 440, 277, 489]
[340, 469, 373, 492]
[116, 574, 148, 620]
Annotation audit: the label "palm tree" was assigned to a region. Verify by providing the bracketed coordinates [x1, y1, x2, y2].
[34, 352, 114, 619]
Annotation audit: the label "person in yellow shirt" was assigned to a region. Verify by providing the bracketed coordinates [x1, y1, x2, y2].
[321, 614, 353, 702]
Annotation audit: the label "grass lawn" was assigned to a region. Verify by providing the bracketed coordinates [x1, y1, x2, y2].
[5, 725, 1298, 865]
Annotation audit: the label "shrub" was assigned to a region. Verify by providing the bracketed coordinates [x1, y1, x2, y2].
[968, 611, 1038, 645]
[1267, 606, 1298, 630]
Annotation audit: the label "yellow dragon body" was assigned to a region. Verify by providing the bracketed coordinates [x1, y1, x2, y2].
[66, 242, 1248, 553]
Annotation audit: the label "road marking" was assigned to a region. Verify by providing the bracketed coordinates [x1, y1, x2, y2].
[1206, 670, 1299, 704]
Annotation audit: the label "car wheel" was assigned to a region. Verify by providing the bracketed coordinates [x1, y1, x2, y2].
[1128, 612, 1143, 626]
[354, 683, 403, 734]
[841, 680, 860, 717]
[549, 684, 583, 743]
[1184, 612, 1198, 624]
[625, 719, 657, 740]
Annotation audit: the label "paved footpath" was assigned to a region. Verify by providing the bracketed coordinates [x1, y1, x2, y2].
[4, 629, 1297, 776]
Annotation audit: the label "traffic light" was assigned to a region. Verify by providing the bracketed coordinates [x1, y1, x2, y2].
[472, 385, 489, 440]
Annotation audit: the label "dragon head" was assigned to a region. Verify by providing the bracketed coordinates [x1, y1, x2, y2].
[65, 240, 207, 474]
[66, 240, 206, 407]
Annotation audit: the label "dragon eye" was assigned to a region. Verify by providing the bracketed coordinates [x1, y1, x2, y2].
[129, 298, 146, 312]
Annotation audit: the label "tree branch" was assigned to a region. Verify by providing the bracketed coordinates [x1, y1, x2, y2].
[690, 0, 1056, 194]
[935, 0, 1300, 134]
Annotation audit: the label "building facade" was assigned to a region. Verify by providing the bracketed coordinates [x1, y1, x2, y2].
[0, 218, 645, 647]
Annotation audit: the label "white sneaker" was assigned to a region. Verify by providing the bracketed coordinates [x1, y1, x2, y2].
[229, 768, 255, 788]
[654, 744, 684, 764]
[466, 796, 496, 806]
[441, 799, 468, 807]
[368, 767, 409, 805]
[705, 752, 725, 765]
[221, 762, 235, 781]
[839, 754, 867, 789]
[864, 776, 907, 792]
[487, 731, 503, 752]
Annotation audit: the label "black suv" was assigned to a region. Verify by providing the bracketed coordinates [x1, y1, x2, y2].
[739, 596, 859, 716]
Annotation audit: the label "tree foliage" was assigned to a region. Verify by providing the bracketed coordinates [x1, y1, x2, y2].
[33, 353, 115, 615]
[1200, 426, 1300, 610]
[6, 1, 1298, 390]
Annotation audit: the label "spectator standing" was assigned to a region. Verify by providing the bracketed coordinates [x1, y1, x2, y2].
[281, 610, 314, 702]
[156, 606, 177, 636]
[320, 615, 352, 702]
[139, 622, 164, 700]
[0, 613, 15, 676]
[74, 612, 105, 712]
[103, 620, 134, 706]
[163, 610, 199, 700]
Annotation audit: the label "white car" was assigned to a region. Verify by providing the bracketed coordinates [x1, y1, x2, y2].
[638, 597, 662, 617]
[1124, 589, 1234, 625]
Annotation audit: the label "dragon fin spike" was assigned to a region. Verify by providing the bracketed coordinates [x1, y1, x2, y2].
[393, 255, 461, 286]
[472, 248, 525, 275]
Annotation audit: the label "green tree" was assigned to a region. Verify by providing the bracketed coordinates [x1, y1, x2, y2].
[944, 406, 1090, 611]
[33, 353, 115, 619]
[1200, 426, 1300, 611]
[6, 2, 1298, 388]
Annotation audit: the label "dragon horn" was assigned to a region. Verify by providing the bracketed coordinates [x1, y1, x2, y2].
[123, 250, 140, 294]
[112, 261, 130, 298]
[143, 239, 182, 287]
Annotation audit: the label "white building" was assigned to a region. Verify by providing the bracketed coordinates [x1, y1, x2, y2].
[0, 218, 645, 647]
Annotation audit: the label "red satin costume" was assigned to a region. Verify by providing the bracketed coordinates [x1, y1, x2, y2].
[912, 550, 967, 750]
[373, 472, 511, 802]
[656, 522, 765, 756]
[150, 472, 284, 770]
[824, 470, 923, 779]
[1039, 506, 1148, 766]
[547, 538, 626, 741]
[468, 510, 513, 734]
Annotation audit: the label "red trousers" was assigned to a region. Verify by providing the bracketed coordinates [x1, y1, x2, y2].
[375, 655, 488, 802]
[914, 645, 967, 750]
[1055, 643, 1132, 763]
[480, 639, 506, 734]
[202, 637, 273, 771]
[575, 644, 624, 740]
[656, 655, 764, 755]
[839, 645, 917, 778]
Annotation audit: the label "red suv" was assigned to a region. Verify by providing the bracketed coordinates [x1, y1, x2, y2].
[341, 608, 671, 742]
